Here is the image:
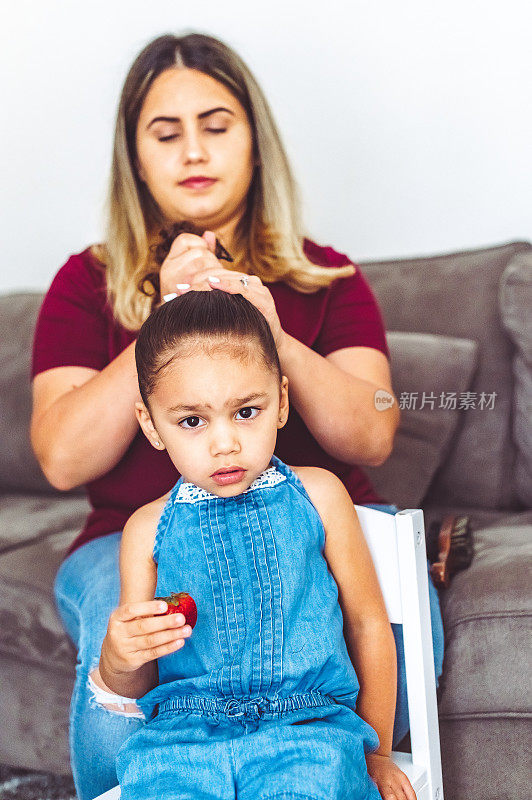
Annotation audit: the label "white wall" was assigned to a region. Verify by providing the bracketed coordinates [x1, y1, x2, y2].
[1, 0, 531, 292]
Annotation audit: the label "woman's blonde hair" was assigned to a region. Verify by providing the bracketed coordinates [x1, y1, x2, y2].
[94, 33, 354, 330]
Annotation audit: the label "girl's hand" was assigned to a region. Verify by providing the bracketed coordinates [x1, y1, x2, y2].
[100, 599, 192, 676]
[187, 267, 286, 350]
[158, 230, 221, 299]
[366, 753, 417, 800]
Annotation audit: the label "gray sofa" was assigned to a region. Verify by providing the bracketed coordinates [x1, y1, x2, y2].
[1, 241, 531, 800]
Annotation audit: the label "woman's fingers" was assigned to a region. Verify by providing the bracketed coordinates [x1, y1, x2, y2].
[187, 268, 285, 348]
[192, 266, 260, 286]
[190, 269, 262, 297]
[202, 230, 217, 251]
[166, 231, 216, 259]
[159, 245, 222, 296]
[164, 246, 220, 280]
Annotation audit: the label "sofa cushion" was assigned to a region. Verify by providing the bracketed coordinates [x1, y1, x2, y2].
[0, 492, 90, 551]
[0, 651, 73, 775]
[361, 241, 532, 509]
[365, 331, 478, 508]
[438, 519, 532, 718]
[439, 718, 530, 800]
[499, 251, 532, 506]
[0, 528, 76, 672]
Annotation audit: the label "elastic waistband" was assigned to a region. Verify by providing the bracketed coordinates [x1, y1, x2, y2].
[157, 691, 336, 720]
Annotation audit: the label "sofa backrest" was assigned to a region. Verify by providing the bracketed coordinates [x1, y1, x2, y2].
[362, 240, 531, 510]
[0, 292, 67, 494]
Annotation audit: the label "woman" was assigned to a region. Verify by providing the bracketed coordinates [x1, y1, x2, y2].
[30, 32, 442, 800]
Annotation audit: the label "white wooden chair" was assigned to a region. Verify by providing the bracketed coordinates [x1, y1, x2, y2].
[355, 506, 444, 800]
[94, 507, 443, 800]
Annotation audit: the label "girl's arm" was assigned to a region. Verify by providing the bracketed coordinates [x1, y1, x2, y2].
[296, 467, 416, 800]
[99, 498, 192, 698]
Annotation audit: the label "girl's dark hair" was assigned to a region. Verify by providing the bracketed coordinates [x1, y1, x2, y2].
[136, 291, 281, 407]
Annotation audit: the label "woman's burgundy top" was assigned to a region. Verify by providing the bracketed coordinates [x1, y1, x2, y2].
[31, 239, 389, 556]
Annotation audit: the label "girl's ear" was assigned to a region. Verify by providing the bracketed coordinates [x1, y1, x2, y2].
[135, 401, 165, 450]
[277, 376, 289, 429]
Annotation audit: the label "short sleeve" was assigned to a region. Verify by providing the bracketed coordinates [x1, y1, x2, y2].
[313, 266, 390, 359]
[31, 250, 110, 378]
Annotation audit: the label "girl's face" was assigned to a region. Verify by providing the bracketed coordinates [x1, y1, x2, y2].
[135, 68, 255, 247]
[136, 344, 289, 497]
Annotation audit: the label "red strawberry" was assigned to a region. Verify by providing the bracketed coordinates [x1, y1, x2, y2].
[155, 592, 197, 629]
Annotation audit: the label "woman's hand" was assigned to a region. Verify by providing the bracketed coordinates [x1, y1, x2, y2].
[365, 753, 417, 800]
[187, 267, 286, 350]
[100, 599, 192, 676]
[158, 230, 221, 299]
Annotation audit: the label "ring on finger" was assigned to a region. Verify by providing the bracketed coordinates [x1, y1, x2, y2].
[240, 276, 249, 288]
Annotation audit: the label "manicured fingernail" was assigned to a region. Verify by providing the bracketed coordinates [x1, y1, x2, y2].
[158, 602, 167, 612]
[163, 292, 178, 302]
[208, 275, 220, 283]
[176, 283, 190, 291]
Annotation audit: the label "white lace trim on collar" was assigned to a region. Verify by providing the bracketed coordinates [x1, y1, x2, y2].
[174, 465, 286, 504]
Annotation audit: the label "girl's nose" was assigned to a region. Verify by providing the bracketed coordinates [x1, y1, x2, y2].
[210, 425, 240, 456]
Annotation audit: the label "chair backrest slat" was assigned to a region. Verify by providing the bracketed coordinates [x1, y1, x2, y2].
[355, 506, 444, 800]
[354, 505, 403, 623]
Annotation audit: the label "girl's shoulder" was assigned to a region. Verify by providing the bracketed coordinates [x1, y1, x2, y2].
[122, 492, 172, 552]
[290, 466, 350, 520]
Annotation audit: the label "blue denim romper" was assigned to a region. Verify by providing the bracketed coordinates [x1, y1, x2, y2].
[116, 456, 381, 800]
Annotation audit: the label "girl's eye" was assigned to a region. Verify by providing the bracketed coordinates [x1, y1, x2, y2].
[179, 416, 205, 429]
[158, 134, 179, 142]
[236, 407, 259, 421]
[206, 127, 226, 134]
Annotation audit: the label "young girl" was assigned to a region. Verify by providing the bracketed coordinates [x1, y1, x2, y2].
[98, 289, 416, 800]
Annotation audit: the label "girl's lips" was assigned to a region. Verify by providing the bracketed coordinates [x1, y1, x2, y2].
[211, 469, 246, 486]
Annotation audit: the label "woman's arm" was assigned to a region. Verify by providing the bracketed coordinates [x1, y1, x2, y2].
[30, 340, 141, 490]
[31, 232, 223, 490]
[278, 337, 399, 466]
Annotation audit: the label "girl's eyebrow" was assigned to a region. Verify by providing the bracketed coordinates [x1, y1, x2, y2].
[168, 392, 268, 414]
[147, 107, 235, 128]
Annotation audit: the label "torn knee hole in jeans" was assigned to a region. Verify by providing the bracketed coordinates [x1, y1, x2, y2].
[88, 667, 145, 719]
